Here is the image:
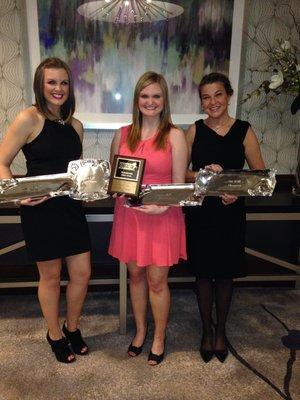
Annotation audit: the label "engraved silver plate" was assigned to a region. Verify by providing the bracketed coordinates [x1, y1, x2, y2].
[67, 159, 110, 201]
[194, 169, 276, 196]
[0, 159, 111, 204]
[0, 174, 72, 203]
[127, 184, 203, 206]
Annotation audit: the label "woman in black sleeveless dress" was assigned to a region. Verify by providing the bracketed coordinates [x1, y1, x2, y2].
[185, 73, 265, 363]
[0, 58, 91, 363]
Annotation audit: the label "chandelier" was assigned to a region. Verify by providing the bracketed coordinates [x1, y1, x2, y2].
[77, 0, 184, 24]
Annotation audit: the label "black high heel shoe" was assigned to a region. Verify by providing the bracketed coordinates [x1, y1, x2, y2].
[214, 333, 229, 362]
[46, 331, 75, 363]
[200, 347, 214, 363]
[128, 342, 144, 357]
[62, 322, 89, 355]
[148, 337, 166, 366]
[127, 326, 148, 357]
[214, 348, 228, 363]
[200, 332, 214, 363]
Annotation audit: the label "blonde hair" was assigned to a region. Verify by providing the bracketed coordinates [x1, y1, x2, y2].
[128, 71, 174, 152]
[33, 57, 75, 124]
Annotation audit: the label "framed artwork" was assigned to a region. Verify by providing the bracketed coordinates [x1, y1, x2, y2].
[25, 0, 245, 129]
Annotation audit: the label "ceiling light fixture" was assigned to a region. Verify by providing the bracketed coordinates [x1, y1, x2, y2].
[77, 0, 184, 24]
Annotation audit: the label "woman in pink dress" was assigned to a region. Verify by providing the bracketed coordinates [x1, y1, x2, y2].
[109, 71, 188, 365]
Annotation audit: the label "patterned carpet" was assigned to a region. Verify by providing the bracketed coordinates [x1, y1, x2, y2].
[0, 288, 299, 400]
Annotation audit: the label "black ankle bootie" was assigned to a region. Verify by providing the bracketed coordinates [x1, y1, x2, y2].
[46, 331, 75, 363]
[62, 322, 89, 355]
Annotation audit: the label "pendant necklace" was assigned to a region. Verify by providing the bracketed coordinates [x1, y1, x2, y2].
[54, 118, 65, 125]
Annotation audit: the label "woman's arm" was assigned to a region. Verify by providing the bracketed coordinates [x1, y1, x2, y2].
[221, 126, 265, 206]
[244, 127, 265, 170]
[72, 118, 84, 142]
[0, 108, 48, 205]
[185, 124, 197, 182]
[0, 109, 37, 178]
[71, 118, 84, 158]
[169, 127, 188, 183]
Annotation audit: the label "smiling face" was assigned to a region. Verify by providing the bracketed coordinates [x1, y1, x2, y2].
[200, 82, 230, 119]
[43, 68, 70, 114]
[138, 82, 164, 118]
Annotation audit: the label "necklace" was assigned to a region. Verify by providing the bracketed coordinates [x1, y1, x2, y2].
[206, 117, 232, 132]
[54, 118, 65, 125]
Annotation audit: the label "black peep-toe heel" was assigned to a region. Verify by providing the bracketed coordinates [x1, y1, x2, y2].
[148, 337, 166, 366]
[46, 331, 75, 364]
[128, 326, 148, 357]
[62, 322, 89, 355]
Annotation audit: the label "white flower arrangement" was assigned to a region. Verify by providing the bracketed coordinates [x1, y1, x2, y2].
[243, 7, 300, 114]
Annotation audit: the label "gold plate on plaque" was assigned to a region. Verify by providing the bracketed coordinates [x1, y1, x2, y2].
[108, 155, 145, 197]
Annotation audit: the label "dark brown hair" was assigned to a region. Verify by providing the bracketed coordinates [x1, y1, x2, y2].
[199, 72, 234, 99]
[128, 71, 175, 152]
[33, 57, 75, 123]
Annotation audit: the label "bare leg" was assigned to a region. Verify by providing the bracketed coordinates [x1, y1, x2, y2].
[65, 251, 91, 333]
[37, 259, 75, 362]
[127, 262, 148, 353]
[36, 259, 62, 340]
[147, 265, 170, 364]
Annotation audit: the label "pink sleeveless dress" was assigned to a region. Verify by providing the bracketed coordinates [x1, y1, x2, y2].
[109, 126, 186, 267]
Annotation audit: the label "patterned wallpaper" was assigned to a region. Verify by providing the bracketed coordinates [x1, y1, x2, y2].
[0, 0, 26, 175]
[0, 0, 299, 175]
[240, 0, 300, 174]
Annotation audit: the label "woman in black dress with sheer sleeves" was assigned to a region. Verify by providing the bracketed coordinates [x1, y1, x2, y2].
[185, 73, 265, 363]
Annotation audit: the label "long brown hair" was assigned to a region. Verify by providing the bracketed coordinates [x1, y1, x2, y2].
[128, 71, 174, 152]
[33, 57, 75, 123]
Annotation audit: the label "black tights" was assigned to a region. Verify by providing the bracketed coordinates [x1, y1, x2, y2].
[195, 277, 233, 350]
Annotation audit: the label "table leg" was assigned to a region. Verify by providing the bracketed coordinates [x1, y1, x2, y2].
[119, 261, 127, 334]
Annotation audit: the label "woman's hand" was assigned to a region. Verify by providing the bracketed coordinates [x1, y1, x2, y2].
[205, 163, 223, 173]
[131, 204, 169, 215]
[220, 193, 237, 206]
[19, 196, 49, 206]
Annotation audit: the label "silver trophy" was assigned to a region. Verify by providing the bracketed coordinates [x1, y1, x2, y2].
[126, 183, 204, 206]
[0, 159, 110, 204]
[125, 169, 276, 207]
[194, 169, 276, 196]
[67, 159, 110, 201]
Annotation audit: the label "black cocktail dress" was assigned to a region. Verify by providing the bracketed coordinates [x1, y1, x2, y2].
[20, 119, 91, 262]
[185, 119, 249, 278]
